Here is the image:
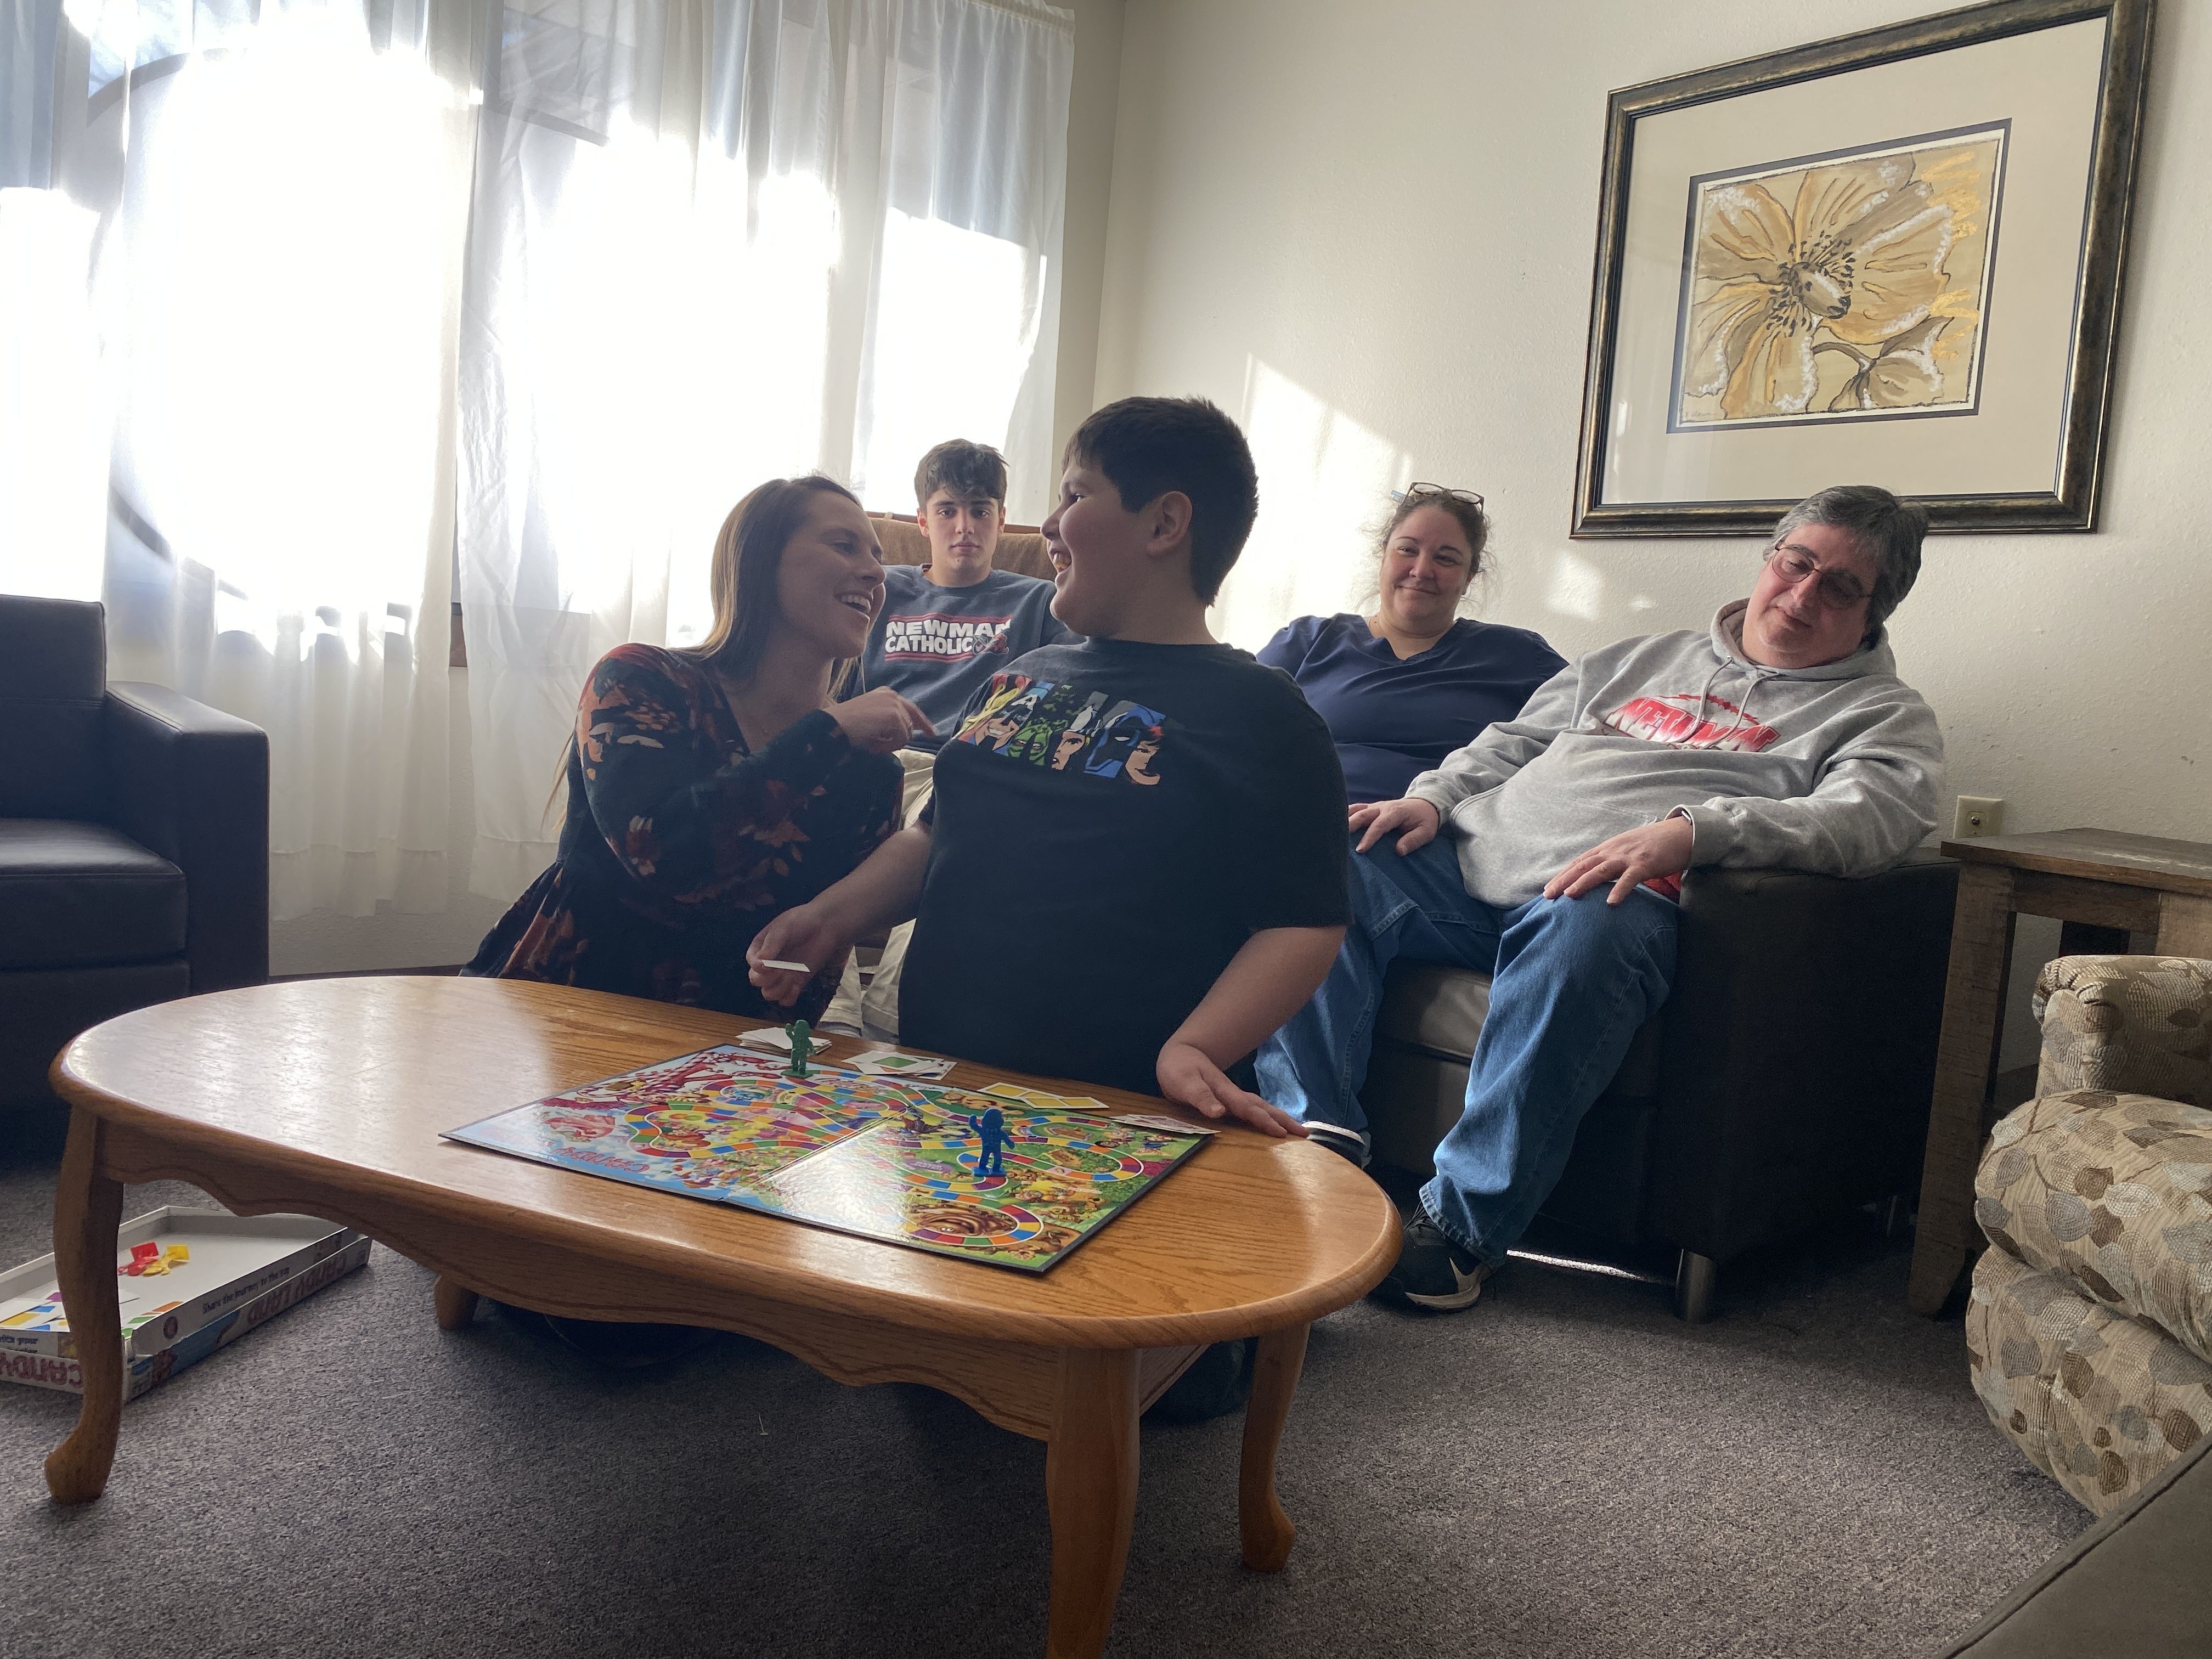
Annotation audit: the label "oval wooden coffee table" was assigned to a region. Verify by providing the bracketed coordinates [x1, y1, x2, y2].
[42, 977, 1398, 1659]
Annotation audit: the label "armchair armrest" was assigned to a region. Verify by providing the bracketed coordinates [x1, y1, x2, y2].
[103, 683, 269, 992]
[1646, 848, 1960, 1259]
[2034, 956, 2212, 1107]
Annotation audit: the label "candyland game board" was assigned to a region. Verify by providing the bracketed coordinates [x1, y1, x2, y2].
[444, 1046, 1209, 1272]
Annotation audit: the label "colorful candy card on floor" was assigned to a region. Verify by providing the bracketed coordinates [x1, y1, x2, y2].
[444, 1046, 1208, 1272]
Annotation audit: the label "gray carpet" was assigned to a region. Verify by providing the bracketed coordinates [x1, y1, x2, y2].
[0, 1155, 2081, 1659]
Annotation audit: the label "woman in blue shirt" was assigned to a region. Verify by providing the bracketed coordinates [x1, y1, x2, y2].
[1258, 484, 1565, 802]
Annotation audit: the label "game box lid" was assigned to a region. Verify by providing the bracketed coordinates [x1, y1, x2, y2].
[0, 1209, 363, 1363]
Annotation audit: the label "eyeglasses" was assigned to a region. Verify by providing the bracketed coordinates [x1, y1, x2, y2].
[1397, 482, 1485, 510]
[1763, 545, 1871, 610]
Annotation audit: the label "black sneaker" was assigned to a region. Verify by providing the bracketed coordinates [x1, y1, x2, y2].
[1379, 1207, 1492, 1312]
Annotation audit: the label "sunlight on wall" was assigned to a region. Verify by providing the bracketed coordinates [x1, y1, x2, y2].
[1544, 549, 1606, 622]
[0, 189, 104, 601]
[106, 7, 457, 659]
[1215, 356, 1411, 651]
[855, 208, 1042, 512]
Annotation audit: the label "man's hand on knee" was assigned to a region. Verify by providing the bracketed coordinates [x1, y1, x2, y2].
[1350, 797, 1441, 855]
[1545, 815, 1695, 905]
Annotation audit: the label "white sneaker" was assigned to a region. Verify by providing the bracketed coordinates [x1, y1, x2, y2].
[1303, 1122, 1372, 1168]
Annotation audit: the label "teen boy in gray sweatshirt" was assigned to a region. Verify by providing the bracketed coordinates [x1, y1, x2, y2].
[1256, 483, 1945, 1311]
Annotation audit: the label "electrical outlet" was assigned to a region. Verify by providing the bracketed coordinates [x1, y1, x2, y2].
[1953, 795, 2005, 839]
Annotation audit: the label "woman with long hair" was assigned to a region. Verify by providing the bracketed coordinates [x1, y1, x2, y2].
[465, 476, 928, 1022]
[1258, 483, 1565, 804]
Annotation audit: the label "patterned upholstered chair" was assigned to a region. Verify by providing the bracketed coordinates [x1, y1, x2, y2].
[1967, 955, 2212, 1516]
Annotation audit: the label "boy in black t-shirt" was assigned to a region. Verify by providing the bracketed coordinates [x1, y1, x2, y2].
[822, 439, 1070, 1039]
[750, 397, 1350, 1133]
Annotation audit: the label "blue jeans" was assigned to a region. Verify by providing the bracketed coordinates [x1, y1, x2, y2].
[1255, 837, 1677, 1267]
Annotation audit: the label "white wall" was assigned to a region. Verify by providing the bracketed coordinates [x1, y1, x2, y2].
[1096, 0, 2212, 1062]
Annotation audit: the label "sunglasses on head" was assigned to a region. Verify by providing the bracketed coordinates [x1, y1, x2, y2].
[1396, 482, 1485, 510]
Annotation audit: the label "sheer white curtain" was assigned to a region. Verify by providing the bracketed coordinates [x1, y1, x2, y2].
[2, 0, 1071, 918]
[456, 0, 1072, 899]
[1, 0, 474, 919]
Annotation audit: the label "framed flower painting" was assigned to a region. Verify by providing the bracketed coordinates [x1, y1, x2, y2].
[1571, 0, 2153, 536]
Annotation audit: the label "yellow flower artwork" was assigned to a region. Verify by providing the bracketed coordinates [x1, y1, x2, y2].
[1671, 124, 2008, 430]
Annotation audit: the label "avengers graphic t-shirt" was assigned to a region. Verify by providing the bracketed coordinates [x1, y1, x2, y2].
[901, 639, 1351, 1099]
[851, 565, 1073, 752]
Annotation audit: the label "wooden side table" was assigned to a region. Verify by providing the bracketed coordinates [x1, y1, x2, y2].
[1906, 828, 2212, 1314]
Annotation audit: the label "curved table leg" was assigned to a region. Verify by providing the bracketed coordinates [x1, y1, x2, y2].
[1045, 1347, 1139, 1659]
[433, 1276, 480, 1331]
[1239, 1323, 1309, 1571]
[45, 1109, 125, 1505]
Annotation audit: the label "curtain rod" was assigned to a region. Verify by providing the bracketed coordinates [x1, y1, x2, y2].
[960, 0, 1074, 33]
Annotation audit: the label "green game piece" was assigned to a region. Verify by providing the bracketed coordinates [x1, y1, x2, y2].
[786, 1019, 814, 1079]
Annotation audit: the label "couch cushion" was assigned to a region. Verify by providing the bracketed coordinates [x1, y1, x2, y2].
[0, 595, 108, 820]
[868, 514, 1054, 581]
[1374, 961, 1663, 1096]
[0, 820, 186, 970]
[1375, 961, 1492, 1055]
[1977, 1090, 2212, 1363]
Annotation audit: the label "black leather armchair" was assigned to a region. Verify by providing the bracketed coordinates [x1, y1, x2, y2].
[1, 596, 268, 1139]
[1359, 851, 1959, 1319]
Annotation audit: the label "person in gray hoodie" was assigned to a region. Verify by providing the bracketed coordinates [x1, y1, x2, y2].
[1255, 483, 1945, 1311]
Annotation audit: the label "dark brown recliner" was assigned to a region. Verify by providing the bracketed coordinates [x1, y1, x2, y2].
[1, 596, 268, 1144]
[1361, 851, 1959, 1319]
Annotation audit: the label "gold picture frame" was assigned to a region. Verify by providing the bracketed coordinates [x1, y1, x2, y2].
[1571, 0, 2153, 537]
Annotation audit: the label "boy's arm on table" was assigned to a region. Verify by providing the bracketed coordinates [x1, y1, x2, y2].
[747, 823, 932, 1005]
[1172, 690, 1353, 1132]
[1158, 926, 1346, 1135]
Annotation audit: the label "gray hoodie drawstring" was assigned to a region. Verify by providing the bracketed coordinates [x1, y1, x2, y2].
[1690, 657, 1728, 740]
[1716, 662, 1774, 749]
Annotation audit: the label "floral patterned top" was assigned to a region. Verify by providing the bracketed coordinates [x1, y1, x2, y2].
[464, 644, 900, 1022]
